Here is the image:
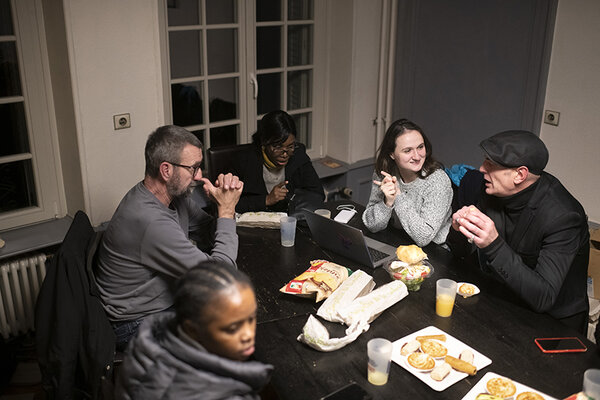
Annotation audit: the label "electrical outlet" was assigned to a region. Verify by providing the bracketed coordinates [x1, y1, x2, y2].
[113, 113, 131, 130]
[544, 110, 559, 126]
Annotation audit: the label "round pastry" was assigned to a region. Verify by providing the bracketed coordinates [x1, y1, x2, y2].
[516, 392, 545, 400]
[459, 283, 476, 296]
[486, 377, 517, 398]
[407, 352, 435, 371]
[420, 339, 448, 358]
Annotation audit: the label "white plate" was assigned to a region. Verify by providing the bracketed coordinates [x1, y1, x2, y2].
[392, 326, 492, 392]
[456, 282, 480, 298]
[461, 371, 558, 400]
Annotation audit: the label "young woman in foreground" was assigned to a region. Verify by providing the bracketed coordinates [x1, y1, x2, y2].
[116, 261, 272, 400]
[362, 119, 452, 247]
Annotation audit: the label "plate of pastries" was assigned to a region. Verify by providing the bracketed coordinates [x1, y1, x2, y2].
[461, 371, 557, 399]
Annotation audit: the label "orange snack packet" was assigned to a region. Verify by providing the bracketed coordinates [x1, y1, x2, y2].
[280, 260, 350, 302]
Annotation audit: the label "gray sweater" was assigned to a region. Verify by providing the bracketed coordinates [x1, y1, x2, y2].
[116, 313, 273, 400]
[362, 169, 452, 247]
[96, 182, 238, 321]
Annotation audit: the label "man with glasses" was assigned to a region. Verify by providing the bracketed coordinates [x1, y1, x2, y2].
[450, 130, 589, 334]
[234, 110, 324, 213]
[96, 125, 243, 350]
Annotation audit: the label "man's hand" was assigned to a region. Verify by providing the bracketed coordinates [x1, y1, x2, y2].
[452, 205, 499, 248]
[200, 173, 243, 219]
[373, 171, 399, 207]
[266, 181, 289, 206]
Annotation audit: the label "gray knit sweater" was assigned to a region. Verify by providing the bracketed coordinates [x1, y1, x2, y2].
[362, 169, 453, 247]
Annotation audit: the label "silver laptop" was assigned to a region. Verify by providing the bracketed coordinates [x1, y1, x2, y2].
[304, 211, 397, 268]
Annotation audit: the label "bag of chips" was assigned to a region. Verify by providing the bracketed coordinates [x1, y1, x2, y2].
[280, 260, 350, 302]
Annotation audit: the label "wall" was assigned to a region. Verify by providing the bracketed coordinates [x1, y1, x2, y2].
[61, 0, 164, 224]
[540, 0, 600, 223]
[325, 0, 382, 164]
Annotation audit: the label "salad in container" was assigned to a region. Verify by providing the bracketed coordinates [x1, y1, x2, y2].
[385, 260, 433, 291]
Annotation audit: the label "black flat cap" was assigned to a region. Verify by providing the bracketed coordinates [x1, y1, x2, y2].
[480, 130, 548, 174]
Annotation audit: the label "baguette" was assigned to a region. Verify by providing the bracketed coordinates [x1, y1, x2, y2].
[444, 355, 477, 376]
[416, 334, 446, 342]
[430, 362, 451, 381]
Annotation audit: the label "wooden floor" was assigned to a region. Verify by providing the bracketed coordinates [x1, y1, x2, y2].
[0, 335, 44, 400]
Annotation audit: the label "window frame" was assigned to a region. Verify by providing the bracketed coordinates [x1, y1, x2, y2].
[159, 0, 326, 158]
[0, 0, 65, 231]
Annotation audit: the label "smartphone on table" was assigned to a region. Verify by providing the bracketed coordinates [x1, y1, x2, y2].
[534, 337, 587, 353]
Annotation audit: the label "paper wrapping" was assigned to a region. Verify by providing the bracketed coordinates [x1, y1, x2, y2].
[298, 278, 408, 352]
[316, 270, 375, 323]
[235, 212, 287, 229]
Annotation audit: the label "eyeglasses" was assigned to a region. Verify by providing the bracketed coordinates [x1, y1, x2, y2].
[166, 161, 201, 177]
[269, 143, 298, 155]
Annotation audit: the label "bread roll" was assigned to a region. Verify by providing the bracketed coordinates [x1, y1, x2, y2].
[444, 355, 477, 376]
[401, 339, 421, 356]
[430, 362, 451, 381]
[459, 349, 474, 364]
[395, 245, 427, 265]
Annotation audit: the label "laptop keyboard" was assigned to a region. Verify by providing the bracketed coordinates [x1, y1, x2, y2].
[368, 246, 390, 263]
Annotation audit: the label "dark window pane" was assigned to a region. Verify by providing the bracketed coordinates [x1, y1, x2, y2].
[167, 0, 199, 26]
[210, 124, 238, 147]
[288, 25, 312, 66]
[292, 112, 311, 148]
[0, 42, 22, 97]
[0, 159, 37, 213]
[206, 0, 236, 24]
[208, 77, 238, 122]
[288, 0, 313, 20]
[207, 29, 237, 74]
[172, 82, 203, 126]
[0, 102, 28, 157]
[256, 0, 281, 22]
[257, 73, 281, 115]
[256, 26, 281, 69]
[288, 70, 311, 110]
[0, 0, 13, 35]
[169, 30, 202, 78]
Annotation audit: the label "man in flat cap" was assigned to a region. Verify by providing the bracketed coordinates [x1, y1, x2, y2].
[451, 130, 589, 334]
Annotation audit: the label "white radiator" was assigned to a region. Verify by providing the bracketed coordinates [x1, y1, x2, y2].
[0, 254, 47, 339]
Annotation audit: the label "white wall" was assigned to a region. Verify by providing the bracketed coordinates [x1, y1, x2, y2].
[325, 0, 382, 164]
[540, 0, 600, 223]
[62, 0, 164, 224]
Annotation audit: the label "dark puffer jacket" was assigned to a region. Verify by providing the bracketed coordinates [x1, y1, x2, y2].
[115, 313, 273, 400]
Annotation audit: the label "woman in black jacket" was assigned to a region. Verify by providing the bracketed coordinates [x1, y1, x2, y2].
[233, 110, 324, 213]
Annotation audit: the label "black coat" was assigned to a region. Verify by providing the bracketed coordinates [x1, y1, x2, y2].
[233, 143, 325, 213]
[35, 211, 116, 399]
[450, 172, 589, 323]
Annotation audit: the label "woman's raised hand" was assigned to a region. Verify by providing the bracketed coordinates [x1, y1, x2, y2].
[373, 171, 399, 207]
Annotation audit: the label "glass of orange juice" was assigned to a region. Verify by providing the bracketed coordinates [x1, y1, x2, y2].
[436, 279, 457, 317]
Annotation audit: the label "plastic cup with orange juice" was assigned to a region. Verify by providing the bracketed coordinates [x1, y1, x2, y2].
[436, 279, 457, 317]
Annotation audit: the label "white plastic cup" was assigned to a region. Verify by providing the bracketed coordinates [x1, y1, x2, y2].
[314, 208, 331, 219]
[436, 279, 458, 317]
[367, 338, 392, 386]
[584, 369, 600, 399]
[280, 216, 297, 247]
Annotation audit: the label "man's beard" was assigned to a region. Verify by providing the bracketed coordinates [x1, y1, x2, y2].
[166, 173, 193, 199]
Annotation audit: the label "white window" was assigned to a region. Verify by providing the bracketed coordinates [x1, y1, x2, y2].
[160, 0, 325, 156]
[0, 0, 63, 231]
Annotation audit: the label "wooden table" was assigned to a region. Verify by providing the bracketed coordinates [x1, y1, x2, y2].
[236, 204, 599, 399]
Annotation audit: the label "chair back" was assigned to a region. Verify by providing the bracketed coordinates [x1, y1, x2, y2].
[206, 143, 253, 182]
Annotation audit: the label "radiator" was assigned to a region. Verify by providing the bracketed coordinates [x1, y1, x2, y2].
[0, 254, 47, 339]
